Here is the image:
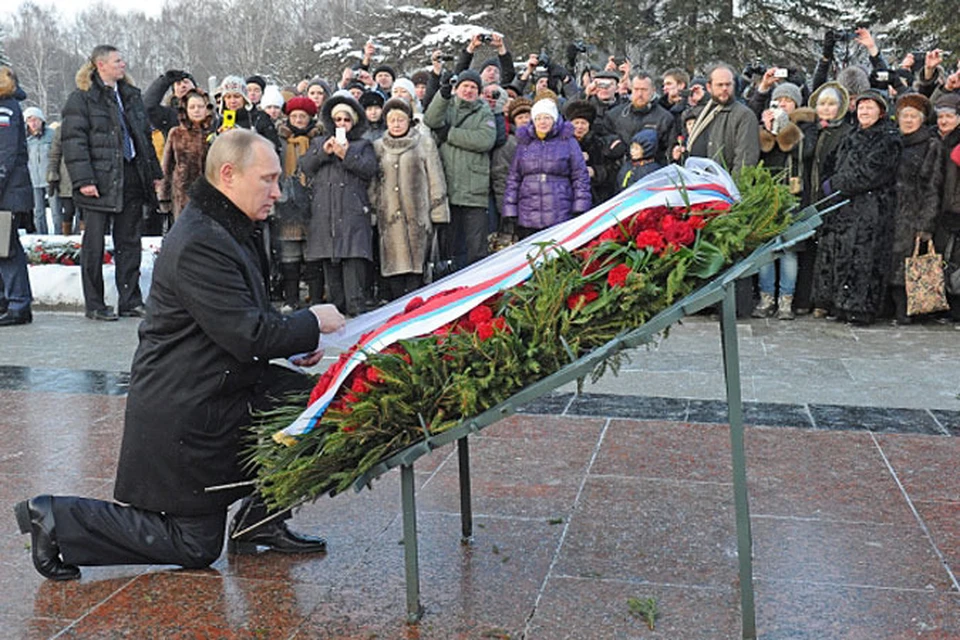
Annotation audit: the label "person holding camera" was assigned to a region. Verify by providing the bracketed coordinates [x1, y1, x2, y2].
[214, 76, 280, 153]
[455, 32, 516, 88]
[423, 70, 497, 268]
[299, 92, 378, 317]
[143, 68, 197, 138]
[752, 82, 817, 321]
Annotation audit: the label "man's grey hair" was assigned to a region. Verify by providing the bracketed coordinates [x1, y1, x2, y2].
[205, 129, 272, 184]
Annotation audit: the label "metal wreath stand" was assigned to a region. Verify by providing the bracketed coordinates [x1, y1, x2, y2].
[221, 195, 843, 640]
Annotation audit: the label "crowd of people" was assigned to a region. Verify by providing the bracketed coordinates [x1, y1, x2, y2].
[5, 27, 960, 327]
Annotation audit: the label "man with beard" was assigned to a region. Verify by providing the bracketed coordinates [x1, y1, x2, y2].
[601, 71, 675, 166]
[683, 63, 761, 173]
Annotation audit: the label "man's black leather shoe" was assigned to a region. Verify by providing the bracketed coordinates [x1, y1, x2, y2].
[85, 308, 118, 321]
[118, 305, 147, 318]
[0, 309, 32, 326]
[13, 495, 81, 581]
[227, 520, 327, 555]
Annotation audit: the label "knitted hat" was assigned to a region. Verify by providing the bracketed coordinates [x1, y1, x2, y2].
[507, 97, 533, 124]
[480, 58, 501, 75]
[392, 78, 417, 99]
[455, 69, 482, 90]
[245, 75, 266, 90]
[373, 64, 396, 81]
[218, 75, 247, 99]
[563, 99, 597, 124]
[852, 88, 889, 115]
[284, 95, 318, 117]
[631, 129, 658, 157]
[358, 90, 385, 108]
[383, 97, 413, 120]
[530, 98, 559, 122]
[689, 76, 707, 90]
[260, 85, 285, 109]
[771, 82, 803, 108]
[22, 106, 44, 122]
[331, 101, 359, 124]
[935, 93, 960, 115]
[344, 80, 367, 94]
[896, 92, 931, 119]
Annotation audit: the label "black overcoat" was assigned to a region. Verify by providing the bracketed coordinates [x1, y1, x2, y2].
[113, 178, 320, 516]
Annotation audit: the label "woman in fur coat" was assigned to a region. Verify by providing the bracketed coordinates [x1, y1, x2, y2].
[812, 89, 903, 325]
[890, 93, 943, 324]
[160, 88, 215, 219]
[370, 98, 449, 300]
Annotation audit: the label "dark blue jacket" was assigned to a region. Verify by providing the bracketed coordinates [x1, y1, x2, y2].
[0, 68, 34, 213]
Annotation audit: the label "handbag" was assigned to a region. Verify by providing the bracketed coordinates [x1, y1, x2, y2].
[424, 231, 456, 284]
[274, 172, 312, 224]
[904, 237, 950, 316]
[0, 211, 12, 258]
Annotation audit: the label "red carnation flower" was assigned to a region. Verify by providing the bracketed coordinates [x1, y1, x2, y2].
[607, 264, 631, 288]
[350, 376, 370, 394]
[599, 226, 625, 243]
[477, 322, 494, 341]
[404, 296, 425, 313]
[493, 316, 508, 332]
[365, 367, 383, 384]
[688, 215, 707, 230]
[635, 229, 666, 252]
[663, 217, 695, 246]
[567, 285, 600, 310]
[468, 305, 493, 324]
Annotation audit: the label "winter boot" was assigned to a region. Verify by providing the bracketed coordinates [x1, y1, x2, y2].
[303, 260, 325, 304]
[280, 263, 301, 313]
[751, 292, 776, 318]
[776, 294, 795, 320]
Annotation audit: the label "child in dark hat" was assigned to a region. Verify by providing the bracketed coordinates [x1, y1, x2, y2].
[617, 129, 661, 191]
[359, 90, 386, 141]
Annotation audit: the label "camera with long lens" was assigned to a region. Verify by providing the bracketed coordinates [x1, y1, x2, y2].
[742, 60, 767, 79]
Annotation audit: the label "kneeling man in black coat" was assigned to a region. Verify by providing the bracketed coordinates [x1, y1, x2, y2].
[13, 129, 346, 581]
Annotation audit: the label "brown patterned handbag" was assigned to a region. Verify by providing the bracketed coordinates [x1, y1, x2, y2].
[905, 237, 950, 316]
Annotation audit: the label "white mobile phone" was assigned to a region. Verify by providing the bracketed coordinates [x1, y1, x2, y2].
[335, 127, 347, 145]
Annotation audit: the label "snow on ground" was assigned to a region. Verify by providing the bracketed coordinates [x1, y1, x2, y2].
[21, 234, 162, 309]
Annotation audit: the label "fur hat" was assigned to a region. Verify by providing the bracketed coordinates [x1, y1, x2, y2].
[358, 90, 385, 108]
[245, 75, 266, 90]
[852, 88, 889, 115]
[373, 65, 396, 81]
[22, 106, 44, 122]
[531, 98, 559, 122]
[382, 97, 413, 120]
[321, 91, 367, 139]
[836, 66, 870, 98]
[533, 88, 559, 105]
[411, 70, 431, 87]
[331, 102, 359, 124]
[260, 85, 285, 109]
[563, 99, 596, 124]
[771, 82, 803, 108]
[935, 93, 960, 115]
[507, 97, 533, 124]
[344, 80, 367, 94]
[284, 95, 318, 117]
[455, 69, 483, 91]
[896, 92, 931, 119]
[630, 129, 658, 157]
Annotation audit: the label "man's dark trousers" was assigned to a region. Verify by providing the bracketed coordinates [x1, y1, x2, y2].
[80, 160, 144, 314]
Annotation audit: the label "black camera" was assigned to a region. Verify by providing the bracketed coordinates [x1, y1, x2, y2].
[538, 51, 552, 69]
[448, 74, 459, 86]
[480, 33, 494, 44]
[490, 89, 501, 99]
[572, 40, 588, 53]
[742, 60, 767, 78]
[439, 54, 454, 62]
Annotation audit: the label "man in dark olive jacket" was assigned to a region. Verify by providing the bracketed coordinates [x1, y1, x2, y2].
[14, 129, 346, 581]
[62, 44, 163, 321]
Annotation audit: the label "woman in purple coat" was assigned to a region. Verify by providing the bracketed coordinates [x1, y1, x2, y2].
[502, 97, 592, 239]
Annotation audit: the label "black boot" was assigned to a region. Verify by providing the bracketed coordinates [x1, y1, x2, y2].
[303, 260, 325, 304]
[280, 262, 301, 312]
[13, 495, 81, 581]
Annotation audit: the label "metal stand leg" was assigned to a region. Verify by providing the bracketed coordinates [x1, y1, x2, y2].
[400, 464, 423, 623]
[720, 285, 757, 639]
[458, 437, 473, 542]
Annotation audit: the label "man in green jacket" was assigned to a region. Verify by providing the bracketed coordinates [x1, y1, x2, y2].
[423, 69, 497, 268]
